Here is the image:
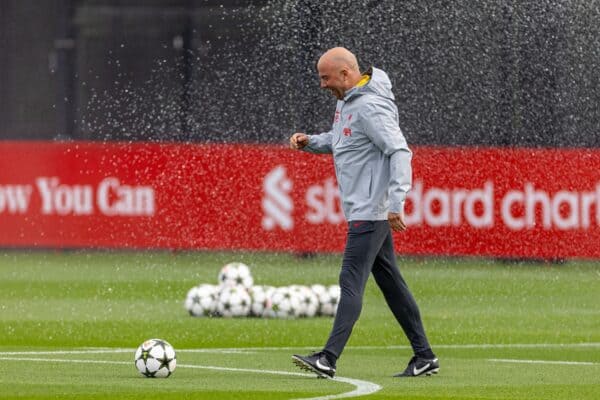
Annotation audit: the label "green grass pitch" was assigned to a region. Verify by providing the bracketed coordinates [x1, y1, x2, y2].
[0, 250, 598, 399]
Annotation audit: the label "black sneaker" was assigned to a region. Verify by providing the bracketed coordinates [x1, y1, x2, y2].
[394, 356, 439, 377]
[292, 352, 336, 378]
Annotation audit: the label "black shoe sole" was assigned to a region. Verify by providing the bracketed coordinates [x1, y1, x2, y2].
[394, 367, 440, 377]
[292, 355, 334, 379]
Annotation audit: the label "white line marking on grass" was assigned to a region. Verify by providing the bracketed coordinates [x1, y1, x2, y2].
[434, 342, 600, 349]
[0, 348, 254, 355]
[489, 358, 600, 366]
[178, 363, 381, 400]
[171, 349, 257, 354]
[181, 342, 600, 352]
[0, 356, 381, 400]
[0, 356, 131, 365]
[1, 342, 598, 357]
[301, 377, 380, 400]
[0, 349, 131, 355]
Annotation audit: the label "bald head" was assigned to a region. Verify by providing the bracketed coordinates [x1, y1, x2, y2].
[316, 47, 362, 100]
[318, 47, 360, 72]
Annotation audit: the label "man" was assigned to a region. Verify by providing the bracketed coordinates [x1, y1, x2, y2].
[289, 47, 438, 378]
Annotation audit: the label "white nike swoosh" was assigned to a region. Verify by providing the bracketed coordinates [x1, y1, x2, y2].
[413, 363, 431, 375]
[316, 359, 332, 371]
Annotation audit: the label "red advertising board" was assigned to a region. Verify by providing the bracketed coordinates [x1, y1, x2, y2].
[0, 141, 599, 258]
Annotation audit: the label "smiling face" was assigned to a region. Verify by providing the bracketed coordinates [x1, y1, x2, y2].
[316, 48, 362, 100]
[317, 59, 348, 100]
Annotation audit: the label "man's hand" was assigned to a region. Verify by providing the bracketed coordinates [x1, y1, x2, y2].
[388, 211, 407, 232]
[290, 133, 309, 150]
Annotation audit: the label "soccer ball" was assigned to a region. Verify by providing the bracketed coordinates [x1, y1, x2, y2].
[291, 285, 319, 318]
[311, 284, 330, 316]
[328, 284, 341, 304]
[311, 284, 339, 317]
[267, 287, 301, 318]
[323, 284, 341, 316]
[134, 339, 176, 378]
[248, 285, 274, 317]
[218, 262, 254, 289]
[217, 285, 252, 317]
[184, 284, 218, 317]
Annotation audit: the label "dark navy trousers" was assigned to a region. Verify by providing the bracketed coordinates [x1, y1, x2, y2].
[324, 220, 431, 359]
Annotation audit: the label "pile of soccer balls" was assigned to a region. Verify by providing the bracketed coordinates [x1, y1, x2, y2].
[184, 262, 341, 318]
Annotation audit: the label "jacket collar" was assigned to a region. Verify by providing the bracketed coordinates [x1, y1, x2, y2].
[343, 67, 373, 102]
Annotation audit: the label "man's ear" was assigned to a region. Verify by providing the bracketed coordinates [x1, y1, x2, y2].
[340, 68, 349, 81]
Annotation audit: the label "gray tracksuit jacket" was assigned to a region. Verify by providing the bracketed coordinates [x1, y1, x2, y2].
[303, 67, 412, 221]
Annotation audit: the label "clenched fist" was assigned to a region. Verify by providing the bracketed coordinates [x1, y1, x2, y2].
[290, 133, 309, 150]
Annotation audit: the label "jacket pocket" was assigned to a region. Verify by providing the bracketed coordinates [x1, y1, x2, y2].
[338, 163, 371, 202]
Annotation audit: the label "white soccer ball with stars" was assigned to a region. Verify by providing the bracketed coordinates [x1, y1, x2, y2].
[184, 284, 218, 317]
[248, 285, 275, 317]
[311, 284, 340, 316]
[291, 285, 320, 318]
[217, 285, 252, 317]
[267, 286, 301, 318]
[134, 339, 177, 378]
[218, 262, 254, 289]
[325, 284, 341, 316]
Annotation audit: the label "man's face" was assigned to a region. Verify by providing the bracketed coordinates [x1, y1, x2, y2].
[317, 61, 347, 100]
